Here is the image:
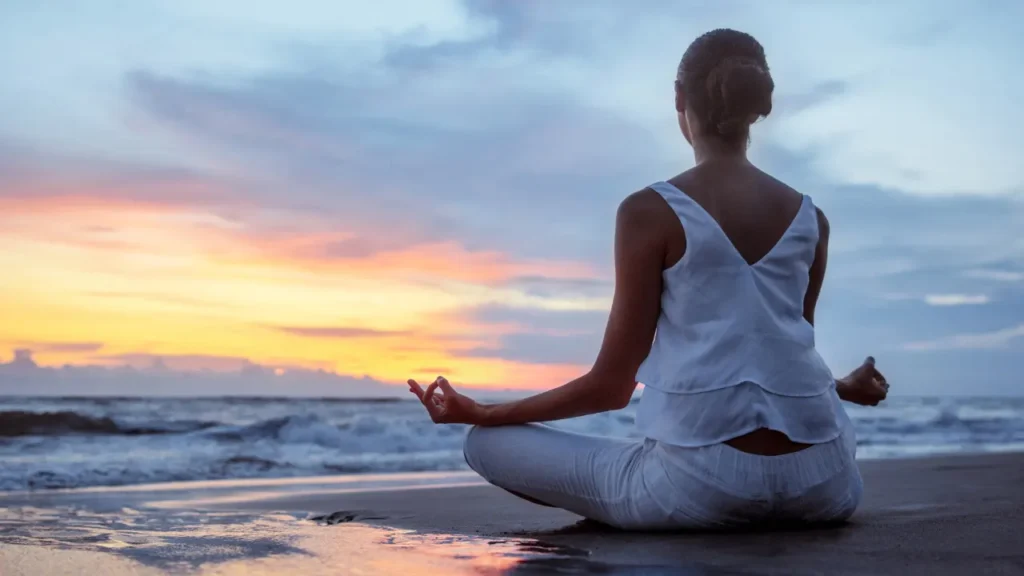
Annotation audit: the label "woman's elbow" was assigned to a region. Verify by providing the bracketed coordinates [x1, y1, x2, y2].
[596, 375, 637, 411]
[609, 393, 633, 411]
[585, 359, 639, 411]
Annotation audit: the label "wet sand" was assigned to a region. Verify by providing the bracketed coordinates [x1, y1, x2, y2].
[1, 452, 1022, 575]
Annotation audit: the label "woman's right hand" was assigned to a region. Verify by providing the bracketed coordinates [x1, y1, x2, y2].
[837, 356, 889, 406]
[407, 376, 488, 425]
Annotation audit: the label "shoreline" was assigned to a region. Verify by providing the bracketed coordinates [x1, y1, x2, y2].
[2, 451, 1022, 575]
[0, 469, 485, 498]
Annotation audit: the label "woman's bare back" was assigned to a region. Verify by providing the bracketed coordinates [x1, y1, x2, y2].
[659, 159, 819, 456]
[664, 159, 807, 270]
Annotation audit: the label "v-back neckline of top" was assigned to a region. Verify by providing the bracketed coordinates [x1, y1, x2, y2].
[659, 181, 807, 268]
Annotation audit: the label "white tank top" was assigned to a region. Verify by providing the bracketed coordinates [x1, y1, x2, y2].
[635, 181, 851, 447]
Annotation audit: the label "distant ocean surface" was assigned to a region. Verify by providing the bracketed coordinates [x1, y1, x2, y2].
[1, 395, 1023, 491]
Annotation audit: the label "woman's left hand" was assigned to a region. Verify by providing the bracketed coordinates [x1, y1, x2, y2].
[837, 356, 889, 406]
[408, 376, 487, 425]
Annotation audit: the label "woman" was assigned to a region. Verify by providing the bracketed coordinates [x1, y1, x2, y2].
[409, 28, 889, 530]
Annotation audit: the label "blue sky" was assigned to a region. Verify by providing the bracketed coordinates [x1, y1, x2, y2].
[1, 1, 1022, 396]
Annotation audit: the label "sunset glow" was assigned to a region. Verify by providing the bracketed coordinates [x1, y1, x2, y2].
[0, 174, 603, 390]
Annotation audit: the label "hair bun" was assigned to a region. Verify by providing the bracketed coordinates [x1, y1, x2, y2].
[705, 56, 774, 137]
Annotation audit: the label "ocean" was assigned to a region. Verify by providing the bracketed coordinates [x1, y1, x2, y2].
[1, 395, 1022, 491]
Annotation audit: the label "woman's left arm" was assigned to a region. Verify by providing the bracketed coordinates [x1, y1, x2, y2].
[409, 191, 670, 425]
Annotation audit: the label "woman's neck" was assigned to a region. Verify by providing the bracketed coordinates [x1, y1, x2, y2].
[692, 137, 749, 166]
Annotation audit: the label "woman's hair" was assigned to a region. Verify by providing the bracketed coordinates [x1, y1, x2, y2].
[676, 29, 774, 145]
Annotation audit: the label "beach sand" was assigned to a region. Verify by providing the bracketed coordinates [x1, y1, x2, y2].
[1, 452, 1022, 575]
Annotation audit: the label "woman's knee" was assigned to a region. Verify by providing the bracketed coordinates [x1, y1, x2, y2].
[464, 424, 507, 474]
[838, 470, 865, 521]
[815, 466, 863, 524]
[462, 424, 537, 477]
[463, 425, 485, 473]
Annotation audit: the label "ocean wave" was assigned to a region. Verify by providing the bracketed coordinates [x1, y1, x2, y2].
[19, 456, 296, 490]
[12, 449, 466, 490]
[0, 410, 216, 437]
[1, 396, 1022, 491]
[201, 412, 465, 449]
[203, 414, 353, 446]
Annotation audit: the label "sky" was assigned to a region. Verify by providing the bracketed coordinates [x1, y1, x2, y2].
[1, 0, 1022, 396]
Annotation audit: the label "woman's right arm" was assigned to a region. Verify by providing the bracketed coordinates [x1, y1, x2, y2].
[804, 207, 888, 406]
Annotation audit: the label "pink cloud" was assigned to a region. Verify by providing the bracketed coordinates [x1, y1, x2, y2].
[272, 326, 410, 339]
[93, 353, 257, 373]
[17, 341, 105, 354]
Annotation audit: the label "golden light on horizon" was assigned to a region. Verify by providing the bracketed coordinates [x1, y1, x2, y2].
[0, 183, 606, 391]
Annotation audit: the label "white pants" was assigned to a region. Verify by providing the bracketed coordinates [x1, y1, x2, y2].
[463, 421, 862, 530]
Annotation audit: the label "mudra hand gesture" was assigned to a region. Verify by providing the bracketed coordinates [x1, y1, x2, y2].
[837, 356, 890, 406]
[408, 376, 486, 425]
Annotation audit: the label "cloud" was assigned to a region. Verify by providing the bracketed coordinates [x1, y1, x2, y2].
[15, 341, 104, 354]
[754, 2, 1024, 196]
[309, 237, 394, 260]
[466, 303, 608, 334]
[0, 152, 601, 297]
[923, 294, 990, 307]
[278, 241, 598, 285]
[777, 80, 851, 115]
[92, 353, 264, 372]
[123, 52, 664, 268]
[0, 349, 402, 397]
[0, 146, 243, 210]
[964, 269, 1024, 282]
[903, 324, 1024, 352]
[502, 275, 613, 299]
[458, 332, 599, 366]
[753, 145, 1024, 305]
[453, 304, 608, 365]
[272, 326, 409, 339]
[118, 10, 1024, 282]
[412, 367, 453, 375]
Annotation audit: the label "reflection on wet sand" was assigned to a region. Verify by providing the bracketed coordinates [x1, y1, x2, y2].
[0, 504, 632, 575]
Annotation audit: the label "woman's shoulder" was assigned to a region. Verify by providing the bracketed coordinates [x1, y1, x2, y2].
[618, 187, 674, 220]
[755, 172, 828, 236]
[617, 187, 687, 242]
[756, 172, 829, 238]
